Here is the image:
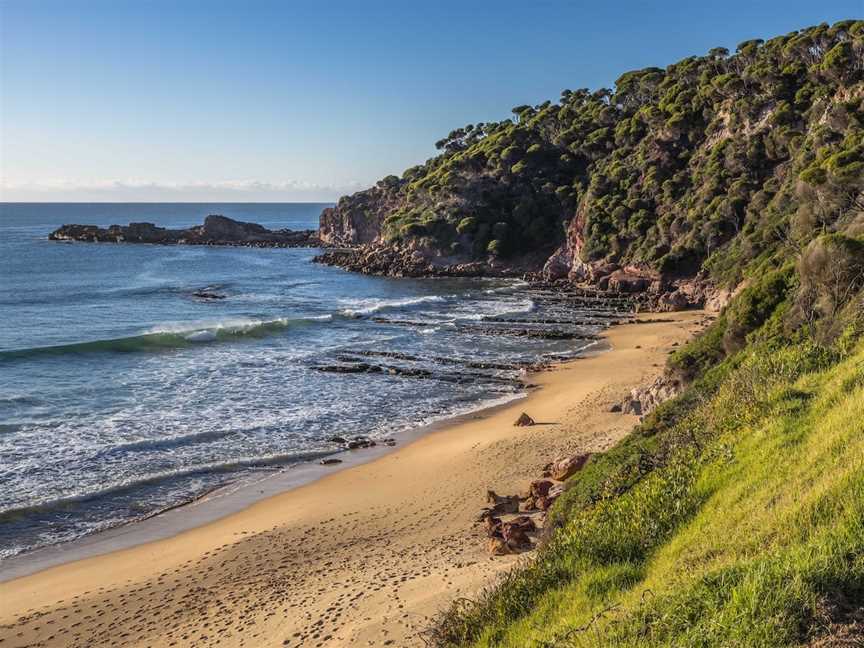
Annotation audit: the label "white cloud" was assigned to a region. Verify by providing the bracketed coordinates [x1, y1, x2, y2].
[0, 178, 367, 202]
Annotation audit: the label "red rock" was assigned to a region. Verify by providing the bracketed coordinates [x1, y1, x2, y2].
[530, 479, 554, 499]
[484, 515, 502, 538]
[550, 453, 591, 481]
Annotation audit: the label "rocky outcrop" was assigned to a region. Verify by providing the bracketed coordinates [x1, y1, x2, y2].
[318, 183, 403, 246]
[617, 375, 682, 417]
[50, 215, 320, 248]
[548, 453, 592, 481]
[313, 189, 722, 307]
[313, 241, 547, 279]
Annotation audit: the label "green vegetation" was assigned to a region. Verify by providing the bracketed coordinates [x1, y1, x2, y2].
[410, 22, 864, 644]
[335, 21, 863, 283]
[430, 262, 864, 646]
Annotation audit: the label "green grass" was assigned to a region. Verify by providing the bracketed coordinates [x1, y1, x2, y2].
[431, 338, 864, 647]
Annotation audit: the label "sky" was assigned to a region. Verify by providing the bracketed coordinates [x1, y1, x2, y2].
[1, 0, 861, 202]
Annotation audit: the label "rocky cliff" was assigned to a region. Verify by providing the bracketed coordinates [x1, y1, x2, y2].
[50, 215, 320, 248]
[316, 20, 864, 311]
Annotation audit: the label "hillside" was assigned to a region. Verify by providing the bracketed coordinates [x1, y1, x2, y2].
[317, 20, 863, 310]
[314, 19, 864, 647]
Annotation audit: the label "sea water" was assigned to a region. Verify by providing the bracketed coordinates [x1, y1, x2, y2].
[0, 203, 602, 560]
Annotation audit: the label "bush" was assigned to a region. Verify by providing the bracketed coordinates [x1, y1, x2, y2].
[795, 234, 864, 337]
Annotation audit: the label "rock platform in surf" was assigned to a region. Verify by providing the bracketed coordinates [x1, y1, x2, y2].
[49, 215, 321, 248]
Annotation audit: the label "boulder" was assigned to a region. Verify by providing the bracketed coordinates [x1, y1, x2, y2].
[607, 270, 651, 293]
[504, 515, 537, 533]
[514, 412, 535, 427]
[483, 515, 502, 537]
[201, 214, 267, 240]
[486, 490, 520, 515]
[619, 376, 681, 417]
[347, 438, 376, 450]
[530, 479, 554, 499]
[486, 537, 513, 556]
[659, 289, 690, 311]
[550, 453, 591, 481]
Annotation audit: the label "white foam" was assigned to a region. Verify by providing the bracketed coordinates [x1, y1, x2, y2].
[339, 294, 448, 317]
[185, 330, 217, 343]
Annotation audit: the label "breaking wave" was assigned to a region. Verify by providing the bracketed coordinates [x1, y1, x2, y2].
[0, 315, 333, 361]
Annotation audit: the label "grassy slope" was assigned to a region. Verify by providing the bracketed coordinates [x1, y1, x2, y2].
[434, 315, 864, 647]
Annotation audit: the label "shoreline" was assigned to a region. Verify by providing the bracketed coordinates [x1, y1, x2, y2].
[0, 311, 706, 648]
[0, 383, 541, 583]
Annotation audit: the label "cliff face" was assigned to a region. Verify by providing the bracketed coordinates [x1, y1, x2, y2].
[317, 20, 864, 309]
[318, 184, 402, 246]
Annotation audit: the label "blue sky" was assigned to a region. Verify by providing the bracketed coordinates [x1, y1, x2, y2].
[1, 0, 861, 202]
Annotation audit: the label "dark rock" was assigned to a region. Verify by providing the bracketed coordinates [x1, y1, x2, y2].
[514, 412, 535, 427]
[320, 458, 343, 466]
[483, 515, 502, 537]
[192, 290, 226, 300]
[327, 436, 348, 444]
[49, 215, 321, 248]
[530, 479, 554, 499]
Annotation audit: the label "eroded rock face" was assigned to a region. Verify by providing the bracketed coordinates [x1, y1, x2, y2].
[619, 375, 682, 417]
[313, 243, 541, 279]
[318, 184, 402, 246]
[50, 215, 320, 248]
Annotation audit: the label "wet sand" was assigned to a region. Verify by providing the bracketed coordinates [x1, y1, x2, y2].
[0, 310, 706, 648]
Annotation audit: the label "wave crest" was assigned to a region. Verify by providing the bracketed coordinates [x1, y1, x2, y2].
[0, 315, 332, 361]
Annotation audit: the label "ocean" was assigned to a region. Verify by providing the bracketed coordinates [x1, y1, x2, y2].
[0, 203, 607, 562]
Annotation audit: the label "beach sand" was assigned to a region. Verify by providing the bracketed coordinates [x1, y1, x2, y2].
[0, 310, 707, 648]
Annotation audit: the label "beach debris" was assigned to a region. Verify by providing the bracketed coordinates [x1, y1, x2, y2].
[550, 453, 591, 481]
[320, 458, 343, 466]
[514, 412, 536, 426]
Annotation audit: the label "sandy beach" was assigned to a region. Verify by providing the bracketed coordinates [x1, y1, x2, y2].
[0, 310, 705, 648]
